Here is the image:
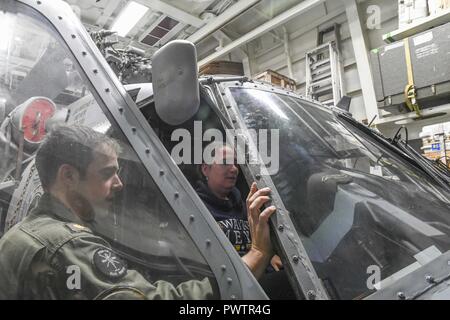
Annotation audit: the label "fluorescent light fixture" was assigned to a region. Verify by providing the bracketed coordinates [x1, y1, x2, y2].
[110, 1, 149, 37]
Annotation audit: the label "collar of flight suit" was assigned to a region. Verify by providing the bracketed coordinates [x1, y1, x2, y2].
[33, 193, 92, 229]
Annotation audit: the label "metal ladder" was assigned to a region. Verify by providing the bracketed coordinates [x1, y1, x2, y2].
[305, 24, 345, 106]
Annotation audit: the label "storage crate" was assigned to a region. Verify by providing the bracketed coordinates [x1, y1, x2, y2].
[370, 21, 450, 114]
[199, 61, 244, 76]
[254, 70, 296, 91]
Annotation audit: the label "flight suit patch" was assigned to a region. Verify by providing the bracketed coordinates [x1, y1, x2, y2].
[65, 223, 91, 233]
[93, 248, 127, 280]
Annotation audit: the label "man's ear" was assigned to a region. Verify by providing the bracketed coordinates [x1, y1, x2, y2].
[58, 164, 80, 187]
[201, 164, 210, 178]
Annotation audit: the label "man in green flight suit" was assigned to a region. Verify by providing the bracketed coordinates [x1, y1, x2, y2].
[0, 125, 276, 299]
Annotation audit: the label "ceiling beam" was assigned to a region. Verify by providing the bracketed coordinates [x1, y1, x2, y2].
[187, 0, 261, 44]
[198, 0, 326, 67]
[253, 6, 345, 59]
[134, 0, 204, 28]
[214, 30, 248, 57]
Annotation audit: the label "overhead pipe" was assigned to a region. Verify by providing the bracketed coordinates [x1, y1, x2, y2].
[198, 0, 326, 67]
[187, 0, 262, 44]
[282, 26, 294, 80]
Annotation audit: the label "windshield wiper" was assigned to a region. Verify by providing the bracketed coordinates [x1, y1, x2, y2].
[336, 113, 450, 193]
[367, 250, 450, 300]
[395, 141, 450, 185]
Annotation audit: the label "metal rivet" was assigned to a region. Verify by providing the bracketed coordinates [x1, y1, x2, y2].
[189, 215, 195, 221]
[307, 290, 316, 300]
[255, 174, 261, 180]
[105, 88, 110, 93]
[159, 170, 164, 176]
[254, 85, 258, 88]
[235, 82, 239, 85]
[227, 277, 233, 285]
[118, 107, 123, 113]
[145, 148, 150, 154]
[174, 192, 179, 199]
[397, 292, 406, 300]
[426, 275, 435, 283]
[232, 119, 236, 123]
[58, 16, 63, 20]
[82, 51, 87, 56]
[37, 1, 41, 4]
[226, 105, 231, 109]
[205, 239, 211, 246]
[221, 265, 226, 272]
[71, 34, 76, 39]
[93, 69, 98, 74]
[278, 225, 284, 232]
[131, 127, 136, 133]
[221, 92, 226, 96]
[292, 255, 299, 264]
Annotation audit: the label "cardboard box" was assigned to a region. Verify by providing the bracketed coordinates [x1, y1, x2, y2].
[199, 61, 244, 76]
[254, 70, 296, 91]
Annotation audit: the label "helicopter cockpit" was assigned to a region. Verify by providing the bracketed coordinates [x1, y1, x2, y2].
[3, 0, 450, 301]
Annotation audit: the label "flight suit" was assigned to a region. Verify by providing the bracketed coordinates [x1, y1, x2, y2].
[0, 193, 214, 299]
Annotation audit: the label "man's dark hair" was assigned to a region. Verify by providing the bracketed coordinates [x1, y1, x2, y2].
[35, 125, 121, 189]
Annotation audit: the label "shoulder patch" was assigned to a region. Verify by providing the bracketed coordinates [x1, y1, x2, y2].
[93, 248, 127, 280]
[65, 223, 91, 234]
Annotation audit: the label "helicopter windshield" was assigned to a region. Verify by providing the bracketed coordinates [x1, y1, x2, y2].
[230, 87, 450, 299]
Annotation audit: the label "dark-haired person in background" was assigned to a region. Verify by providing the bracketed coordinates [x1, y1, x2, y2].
[196, 141, 296, 299]
[197, 142, 289, 267]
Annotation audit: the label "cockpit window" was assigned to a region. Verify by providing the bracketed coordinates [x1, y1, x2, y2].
[0, 2, 218, 299]
[231, 87, 450, 299]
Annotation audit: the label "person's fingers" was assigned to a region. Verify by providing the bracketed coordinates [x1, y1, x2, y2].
[274, 255, 283, 269]
[247, 187, 271, 205]
[246, 182, 258, 206]
[272, 262, 280, 272]
[259, 206, 276, 223]
[270, 255, 281, 271]
[248, 196, 271, 216]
